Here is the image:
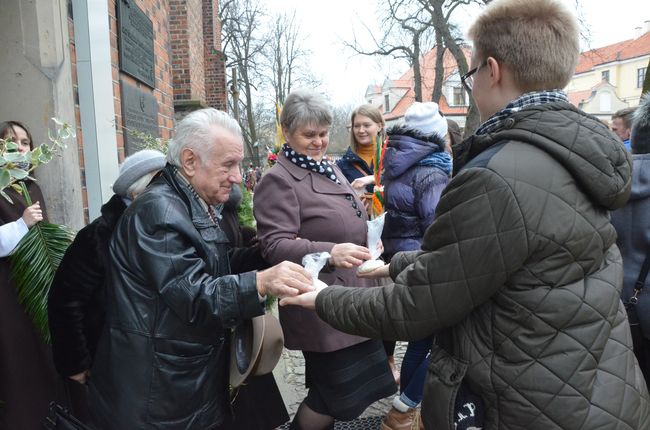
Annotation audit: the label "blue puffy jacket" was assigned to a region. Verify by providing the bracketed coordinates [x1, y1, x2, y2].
[382, 125, 451, 259]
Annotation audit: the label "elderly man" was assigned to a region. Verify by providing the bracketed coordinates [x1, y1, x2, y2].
[88, 108, 312, 429]
[283, 0, 650, 429]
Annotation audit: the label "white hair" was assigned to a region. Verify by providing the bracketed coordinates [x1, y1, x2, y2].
[167, 108, 243, 166]
[125, 171, 157, 199]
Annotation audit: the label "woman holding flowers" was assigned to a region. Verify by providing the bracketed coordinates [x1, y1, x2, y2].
[254, 90, 395, 430]
[0, 121, 59, 429]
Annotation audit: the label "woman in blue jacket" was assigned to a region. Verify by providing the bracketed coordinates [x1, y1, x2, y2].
[381, 102, 453, 429]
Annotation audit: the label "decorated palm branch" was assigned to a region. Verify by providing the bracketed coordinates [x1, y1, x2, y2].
[371, 134, 389, 217]
[0, 119, 76, 343]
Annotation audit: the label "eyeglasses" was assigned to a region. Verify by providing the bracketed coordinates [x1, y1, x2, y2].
[461, 61, 487, 93]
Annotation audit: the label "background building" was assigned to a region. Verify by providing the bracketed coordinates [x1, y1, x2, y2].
[0, 0, 227, 227]
[364, 47, 471, 129]
[566, 22, 650, 120]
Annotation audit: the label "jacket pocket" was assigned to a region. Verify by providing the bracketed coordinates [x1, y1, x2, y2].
[147, 340, 219, 426]
[421, 346, 468, 430]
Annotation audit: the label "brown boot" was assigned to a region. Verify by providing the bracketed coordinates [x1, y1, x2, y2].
[381, 407, 423, 430]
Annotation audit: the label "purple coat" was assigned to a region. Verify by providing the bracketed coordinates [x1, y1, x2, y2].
[382, 126, 452, 258]
[254, 155, 375, 352]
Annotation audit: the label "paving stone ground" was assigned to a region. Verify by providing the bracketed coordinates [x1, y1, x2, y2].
[271, 305, 408, 421]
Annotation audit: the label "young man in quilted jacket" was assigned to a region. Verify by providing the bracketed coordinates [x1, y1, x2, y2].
[281, 0, 650, 428]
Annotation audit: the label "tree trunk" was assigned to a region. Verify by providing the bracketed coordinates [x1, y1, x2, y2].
[431, 32, 445, 103]
[428, 0, 480, 136]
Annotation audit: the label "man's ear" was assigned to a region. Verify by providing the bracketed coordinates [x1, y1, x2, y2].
[486, 56, 501, 88]
[180, 147, 198, 177]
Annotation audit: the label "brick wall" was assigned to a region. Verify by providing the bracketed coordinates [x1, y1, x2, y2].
[67, 0, 226, 221]
[170, 0, 206, 106]
[68, 0, 175, 221]
[203, 0, 227, 111]
[109, 0, 175, 158]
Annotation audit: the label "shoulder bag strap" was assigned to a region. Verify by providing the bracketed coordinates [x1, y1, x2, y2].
[631, 252, 650, 304]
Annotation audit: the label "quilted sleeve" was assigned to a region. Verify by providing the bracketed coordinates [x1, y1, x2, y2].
[316, 167, 529, 341]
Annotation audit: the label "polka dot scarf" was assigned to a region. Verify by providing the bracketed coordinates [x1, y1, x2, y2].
[282, 143, 340, 184]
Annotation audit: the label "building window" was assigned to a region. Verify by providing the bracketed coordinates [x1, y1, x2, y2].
[384, 95, 390, 113]
[601, 70, 610, 82]
[639, 67, 647, 88]
[452, 86, 466, 106]
[599, 92, 611, 112]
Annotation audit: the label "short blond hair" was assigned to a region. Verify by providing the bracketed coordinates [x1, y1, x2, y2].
[467, 0, 579, 92]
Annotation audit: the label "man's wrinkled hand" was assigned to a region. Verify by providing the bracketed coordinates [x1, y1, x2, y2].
[256, 261, 313, 298]
[279, 290, 318, 310]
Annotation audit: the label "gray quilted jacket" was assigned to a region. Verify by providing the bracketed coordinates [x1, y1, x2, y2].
[316, 102, 650, 429]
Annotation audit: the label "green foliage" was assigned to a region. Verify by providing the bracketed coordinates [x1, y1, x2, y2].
[128, 128, 169, 154]
[10, 221, 75, 343]
[237, 184, 255, 229]
[9, 184, 75, 343]
[0, 118, 75, 202]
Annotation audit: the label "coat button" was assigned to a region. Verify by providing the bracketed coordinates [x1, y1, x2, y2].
[345, 194, 352, 200]
[356, 210, 362, 217]
[504, 118, 515, 128]
[352, 202, 357, 209]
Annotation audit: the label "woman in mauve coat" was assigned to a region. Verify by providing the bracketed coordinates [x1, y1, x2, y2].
[254, 90, 396, 430]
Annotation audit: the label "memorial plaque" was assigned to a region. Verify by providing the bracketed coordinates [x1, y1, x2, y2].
[117, 0, 155, 88]
[120, 80, 159, 155]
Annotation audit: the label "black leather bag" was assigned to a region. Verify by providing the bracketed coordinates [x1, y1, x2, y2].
[43, 402, 90, 430]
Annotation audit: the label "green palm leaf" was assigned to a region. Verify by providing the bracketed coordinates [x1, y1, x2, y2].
[10, 221, 75, 344]
[8, 183, 75, 343]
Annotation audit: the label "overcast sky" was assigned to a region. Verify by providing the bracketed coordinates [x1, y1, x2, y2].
[264, 0, 649, 106]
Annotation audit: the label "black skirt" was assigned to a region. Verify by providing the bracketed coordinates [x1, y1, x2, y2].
[303, 339, 397, 420]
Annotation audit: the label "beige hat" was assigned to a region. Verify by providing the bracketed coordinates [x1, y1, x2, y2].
[229, 314, 284, 388]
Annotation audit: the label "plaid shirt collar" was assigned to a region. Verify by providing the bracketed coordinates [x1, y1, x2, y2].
[172, 166, 222, 223]
[475, 90, 568, 135]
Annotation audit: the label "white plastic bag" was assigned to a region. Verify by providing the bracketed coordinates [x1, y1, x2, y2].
[302, 252, 331, 291]
[358, 213, 386, 273]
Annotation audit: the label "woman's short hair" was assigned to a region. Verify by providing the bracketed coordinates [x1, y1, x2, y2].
[0, 121, 34, 150]
[467, 0, 579, 92]
[349, 104, 385, 153]
[125, 171, 157, 199]
[167, 108, 243, 167]
[280, 89, 332, 135]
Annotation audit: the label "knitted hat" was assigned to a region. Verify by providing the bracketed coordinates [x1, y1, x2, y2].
[112, 149, 166, 197]
[404, 102, 448, 138]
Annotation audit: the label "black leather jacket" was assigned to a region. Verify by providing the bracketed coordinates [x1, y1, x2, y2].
[88, 165, 264, 429]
